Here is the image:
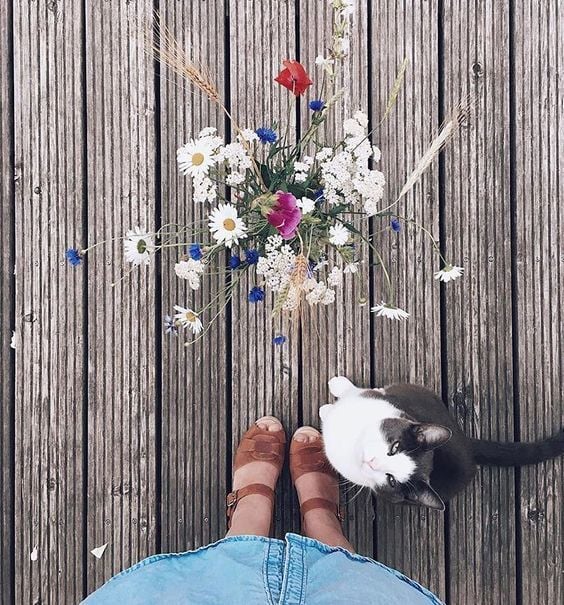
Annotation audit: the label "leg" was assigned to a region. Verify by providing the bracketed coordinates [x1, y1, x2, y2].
[292, 427, 355, 552]
[226, 416, 284, 537]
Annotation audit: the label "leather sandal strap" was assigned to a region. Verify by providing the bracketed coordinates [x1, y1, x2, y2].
[226, 483, 275, 528]
[239, 437, 285, 460]
[290, 442, 336, 482]
[300, 497, 343, 522]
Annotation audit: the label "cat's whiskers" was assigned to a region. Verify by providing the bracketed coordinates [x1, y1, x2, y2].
[344, 483, 366, 506]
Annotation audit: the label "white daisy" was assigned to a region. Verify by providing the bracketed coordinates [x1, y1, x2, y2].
[123, 227, 154, 266]
[177, 138, 217, 177]
[371, 302, 410, 321]
[434, 265, 464, 283]
[297, 197, 316, 214]
[173, 305, 203, 334]
[329, 224, 350, 246]
[208, 203, 247, 248]
[174, 258, 205, 290]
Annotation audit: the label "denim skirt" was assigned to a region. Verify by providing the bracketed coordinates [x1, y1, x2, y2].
[82, 533, 443, 605]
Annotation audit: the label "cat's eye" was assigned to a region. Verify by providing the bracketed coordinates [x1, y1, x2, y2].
[388, 441, 401, 456]
[386, 473, 397, 488]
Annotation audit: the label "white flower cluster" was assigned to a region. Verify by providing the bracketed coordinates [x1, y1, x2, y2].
[293, 156, 314, 183]
[177, 127, 224, 204]
[305, 280, 336, 306]
[174, 258, 204, 290]
[255, 236, 342, 310]
[177, 127, 255, 203]
[217, 141, 253, 181]
[319, 111, 385, 216]
[256, 236, 296, 293]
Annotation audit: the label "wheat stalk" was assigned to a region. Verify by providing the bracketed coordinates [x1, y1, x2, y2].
[147, 12, 268, 191]
[272, 283, 291, 316]
[380, 57, 409, 124]
[380, 97, 473, 214]
[291, 254, 309, 287]
[148, 12, 222, 106]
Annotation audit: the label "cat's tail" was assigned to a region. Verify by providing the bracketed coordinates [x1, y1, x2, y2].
[471, 429, 564, 466]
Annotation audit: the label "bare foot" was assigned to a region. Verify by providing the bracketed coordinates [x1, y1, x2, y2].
[227, 416, 283, 537]
[293, 426, 355, 552]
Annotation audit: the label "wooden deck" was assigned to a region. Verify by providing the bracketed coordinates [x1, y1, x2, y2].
[1, 1, 563, 603]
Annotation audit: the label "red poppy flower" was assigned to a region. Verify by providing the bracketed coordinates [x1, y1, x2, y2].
[274, 60, 313, 96]
[267, 191, 302, 239]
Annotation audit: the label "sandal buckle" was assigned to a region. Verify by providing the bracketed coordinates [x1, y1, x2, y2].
[226, 491, 238, 508]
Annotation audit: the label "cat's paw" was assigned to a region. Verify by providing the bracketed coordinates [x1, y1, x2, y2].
[328, 376, 356, 398]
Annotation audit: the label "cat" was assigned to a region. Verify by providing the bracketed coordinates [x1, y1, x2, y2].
[320, 376, 564, 510]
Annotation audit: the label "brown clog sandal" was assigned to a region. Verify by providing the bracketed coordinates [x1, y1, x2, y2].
[226, 418, 286, 529]
[290, 429, 343, 524]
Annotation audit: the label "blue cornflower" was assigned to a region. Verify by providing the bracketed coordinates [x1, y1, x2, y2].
[308, 261, 316, 277]
[164, 315, 178, 336]
[309, 99, 325, 112]
[245, 249, 260, 265]
[65, 248, 82, 266]
[273, 335, 286, 346]
[314, 188, 324, 202]
[229, 255, 242, 269]
[255, 127, 277, 144]
[248, 286, 265, 303]
[391, 218, 401, 232]
[189, 243, 203, 260]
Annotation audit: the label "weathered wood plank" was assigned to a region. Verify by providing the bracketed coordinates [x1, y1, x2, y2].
[13, 1, 85, 602]
[85, 1, 157, 591]
[370, 1, 445, 597]
[442, 2, 516, 604]
[159, 1, 229, 551]
[229, 0, 301, 537]
[0, 2, 14, 603]
[514, 2, 564, 602]
[299, 0, 374, 557]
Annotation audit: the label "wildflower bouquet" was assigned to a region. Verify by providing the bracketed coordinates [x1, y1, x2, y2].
[66, 1, 465, 344]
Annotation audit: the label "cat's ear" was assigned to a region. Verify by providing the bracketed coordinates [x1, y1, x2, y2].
[403, 479, 445, 511]
[328, 376, 356, 398]
[319, 404, 334, 422]
[413, 423, 452, 451]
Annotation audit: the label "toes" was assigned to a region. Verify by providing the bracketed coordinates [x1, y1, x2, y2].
[255, 415, 283, 432]
[293, 426, 320, 443]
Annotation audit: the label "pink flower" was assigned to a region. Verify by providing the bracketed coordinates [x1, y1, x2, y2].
[267, 191, 302, 240]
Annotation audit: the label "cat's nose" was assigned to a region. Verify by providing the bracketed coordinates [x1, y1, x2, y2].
[364, 457, 383, 472]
